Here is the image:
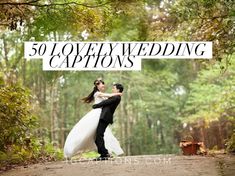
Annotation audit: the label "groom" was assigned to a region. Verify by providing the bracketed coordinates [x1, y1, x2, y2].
[92, 83, 124, 161]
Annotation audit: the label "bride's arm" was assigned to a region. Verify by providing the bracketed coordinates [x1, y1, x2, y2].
[96, 92, 122, 98]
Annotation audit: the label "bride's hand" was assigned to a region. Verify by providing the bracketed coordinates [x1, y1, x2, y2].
[117, 92, 122, 96]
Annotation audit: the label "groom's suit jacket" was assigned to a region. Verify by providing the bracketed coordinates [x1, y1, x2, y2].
[92, 95, 121, 124]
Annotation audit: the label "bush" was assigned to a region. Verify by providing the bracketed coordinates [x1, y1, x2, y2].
[226, 131, 235, 153]
[0, 84, 62, 170]
[0, 85, 37, 151]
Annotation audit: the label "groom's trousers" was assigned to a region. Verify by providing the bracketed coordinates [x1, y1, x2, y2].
[95, 119, 109, 156]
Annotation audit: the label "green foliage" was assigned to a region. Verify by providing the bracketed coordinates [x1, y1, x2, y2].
[226, 131, 235, 153]
[0, 0, 234, 160]
[181, 57, 235, 123]
[0, 84, 36, 150]
[149, 0, 235, 61]
[81, 151, 99, 158]
[0, 83, 63, 168]
[0, 84, 35, 166]
[41, 143, 64, 160]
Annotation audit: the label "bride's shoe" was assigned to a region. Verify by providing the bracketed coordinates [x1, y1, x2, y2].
[65, 157, 72, 164]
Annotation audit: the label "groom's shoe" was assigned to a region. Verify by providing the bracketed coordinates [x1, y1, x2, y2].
[93, 154, 112, 161]
[104, 153, 113, 158]
[93, 156, 108, 161]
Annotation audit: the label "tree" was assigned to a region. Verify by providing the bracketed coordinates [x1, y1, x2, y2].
[149, 0, 235, 64]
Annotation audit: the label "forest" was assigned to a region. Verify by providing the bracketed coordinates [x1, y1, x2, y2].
[0, 0, 234, 169]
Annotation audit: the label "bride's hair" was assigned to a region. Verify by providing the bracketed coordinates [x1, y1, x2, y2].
[82, 79, 104, 103]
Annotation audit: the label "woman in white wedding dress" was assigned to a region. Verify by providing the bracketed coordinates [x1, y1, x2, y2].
[64, 79, 124, 159]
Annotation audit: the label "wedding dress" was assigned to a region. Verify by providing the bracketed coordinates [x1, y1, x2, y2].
[63, 92, 124, 158]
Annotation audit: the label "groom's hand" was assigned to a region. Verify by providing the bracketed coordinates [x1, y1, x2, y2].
[92, 104, 98, 109]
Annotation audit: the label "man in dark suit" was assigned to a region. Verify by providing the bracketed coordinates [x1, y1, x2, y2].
[92, 83, 124, 161]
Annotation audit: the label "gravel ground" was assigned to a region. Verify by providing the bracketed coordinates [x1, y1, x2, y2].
[1, 154, 234, 176]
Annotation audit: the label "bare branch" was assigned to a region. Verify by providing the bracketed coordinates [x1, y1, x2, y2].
[0, 0, 112, 8]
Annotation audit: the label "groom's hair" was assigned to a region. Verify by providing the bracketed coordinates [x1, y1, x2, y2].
[114, 83, 124, 93]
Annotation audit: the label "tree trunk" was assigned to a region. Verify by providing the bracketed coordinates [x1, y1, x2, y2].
[61, 83, 68, 148]
[50, 81, 59, 145]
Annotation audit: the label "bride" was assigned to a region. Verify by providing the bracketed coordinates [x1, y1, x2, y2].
[63, 79, 124, 159]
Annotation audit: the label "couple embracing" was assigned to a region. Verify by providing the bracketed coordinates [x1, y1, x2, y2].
[64, 79, 124, 161]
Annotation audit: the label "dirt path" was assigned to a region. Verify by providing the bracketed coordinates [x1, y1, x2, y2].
[1, 154, 234, 176]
